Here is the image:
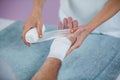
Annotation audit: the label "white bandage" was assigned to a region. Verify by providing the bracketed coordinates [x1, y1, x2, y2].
[48, 37, 72, 61]
[25, 24, 45, 43]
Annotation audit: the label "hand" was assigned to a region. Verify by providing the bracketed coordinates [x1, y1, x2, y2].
[58, 17, 79, 30]
[66, 26, 89, 55]
[21, 12, 43, 46]
[58, 17, 89, 55]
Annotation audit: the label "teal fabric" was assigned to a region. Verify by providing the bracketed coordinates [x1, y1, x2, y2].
[0, 21, 120, 80]
[58, 34, 120, 80]
[0, 59, 17, 80]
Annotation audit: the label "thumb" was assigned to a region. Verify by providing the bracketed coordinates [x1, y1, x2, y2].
[65, 45, 76, 56]
[70, 25, 86, 33]
[21, 28, 31, 46]
[37, 22, 43, 38]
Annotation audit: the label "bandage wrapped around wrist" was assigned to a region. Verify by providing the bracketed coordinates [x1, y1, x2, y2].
[48, 37, 72, 61]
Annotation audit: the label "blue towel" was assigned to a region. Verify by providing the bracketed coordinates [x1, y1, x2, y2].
[0, 21, 120, 80]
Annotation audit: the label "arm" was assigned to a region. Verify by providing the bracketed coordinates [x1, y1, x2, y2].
[68, 0, 120, 53]
[21, 0, 46, 46]
[32, 0, 46, 16]
[86, 0, 120, 33]
[32, 25, 84, 80]
[32, 58, 61, 80]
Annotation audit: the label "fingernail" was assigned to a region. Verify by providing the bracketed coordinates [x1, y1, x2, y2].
[39, 35, 42, 38]
[70, 29, 74, 33]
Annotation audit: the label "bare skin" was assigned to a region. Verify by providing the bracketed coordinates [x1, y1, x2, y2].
[21, 0, 46, 46]
[21, 0, 120, 79]
[32, 58, 61, 80]
[63, 0, 120, 54]
[22, 0, 120, 48]
[32, 25, 85, 80]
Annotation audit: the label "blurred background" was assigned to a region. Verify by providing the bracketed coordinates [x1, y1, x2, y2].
[0, 0, 60, 25]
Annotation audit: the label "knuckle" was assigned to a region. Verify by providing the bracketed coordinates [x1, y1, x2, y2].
[74, 20, 78, 25]
[74, 20, 77, 22]
[68, 17, 72, 20]
[63, 18, 67, 20]
[76, 45, 80, 48]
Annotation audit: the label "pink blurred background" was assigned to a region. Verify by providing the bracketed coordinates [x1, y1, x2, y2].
[0, 0, 60, 25]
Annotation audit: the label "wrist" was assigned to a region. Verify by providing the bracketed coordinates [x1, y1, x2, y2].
[80, 25, 91, 35]
[85, 23, 97, 34]
[30, 9, 42, 18]
[32, 8, 42, 15]
[79, 25, 91, 39]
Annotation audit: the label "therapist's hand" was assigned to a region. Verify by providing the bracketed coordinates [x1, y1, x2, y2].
[21, 12, 43, 46]
[66, 26, 89, 55]
[58, 17, 79, 30]
[58, 17, 89, 55]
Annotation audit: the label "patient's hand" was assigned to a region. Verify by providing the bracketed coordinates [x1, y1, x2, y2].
[58, 17, 79, 30]
[58, 17, 88, 55]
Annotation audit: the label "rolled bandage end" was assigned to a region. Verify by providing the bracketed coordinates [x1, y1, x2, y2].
[48, 37, 72, 61]
[25, 24, 45, 43]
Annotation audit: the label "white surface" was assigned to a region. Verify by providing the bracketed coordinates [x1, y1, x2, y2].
[48, 37, 71, 61]
[0, 18, 15, 31]
[116, 74, 120, 80]
[25, 24, 46, 43]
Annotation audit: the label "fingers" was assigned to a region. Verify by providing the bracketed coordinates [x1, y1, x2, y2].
[65, 46, 75, 56]
[21, 25, 31, 46]
[58, 22, 63, 30]
[70, 27, 79, 33]
[66, 26, 87, 55]
[59, 17, 85, 35]
[59, 17, 78, 30]
[71, 38, 81, 49]
[67, 28, 84, 45]
[70, 25, 86, 33]
[70, 20, 78, 33]
[73, 20, 78, 28]
[37, 21, 43, 38]
[73, 27, 85, 37]
[63, 18, 68, 29]
[66, 40, 80, 56]
[65, 38, 81, 57]
[63, 17, 73, 29]
[67, 17, 73, 29]
[65, 40, 76, 57]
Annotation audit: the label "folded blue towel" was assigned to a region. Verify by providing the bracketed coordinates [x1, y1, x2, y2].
[0, 21, 120, 80]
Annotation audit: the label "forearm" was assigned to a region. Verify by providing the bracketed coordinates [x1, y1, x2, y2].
[86, 0, 120, 33]
[32, 0, 46, 15]
[32, 58, 61, 80]
[32, 37, 73, 80]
